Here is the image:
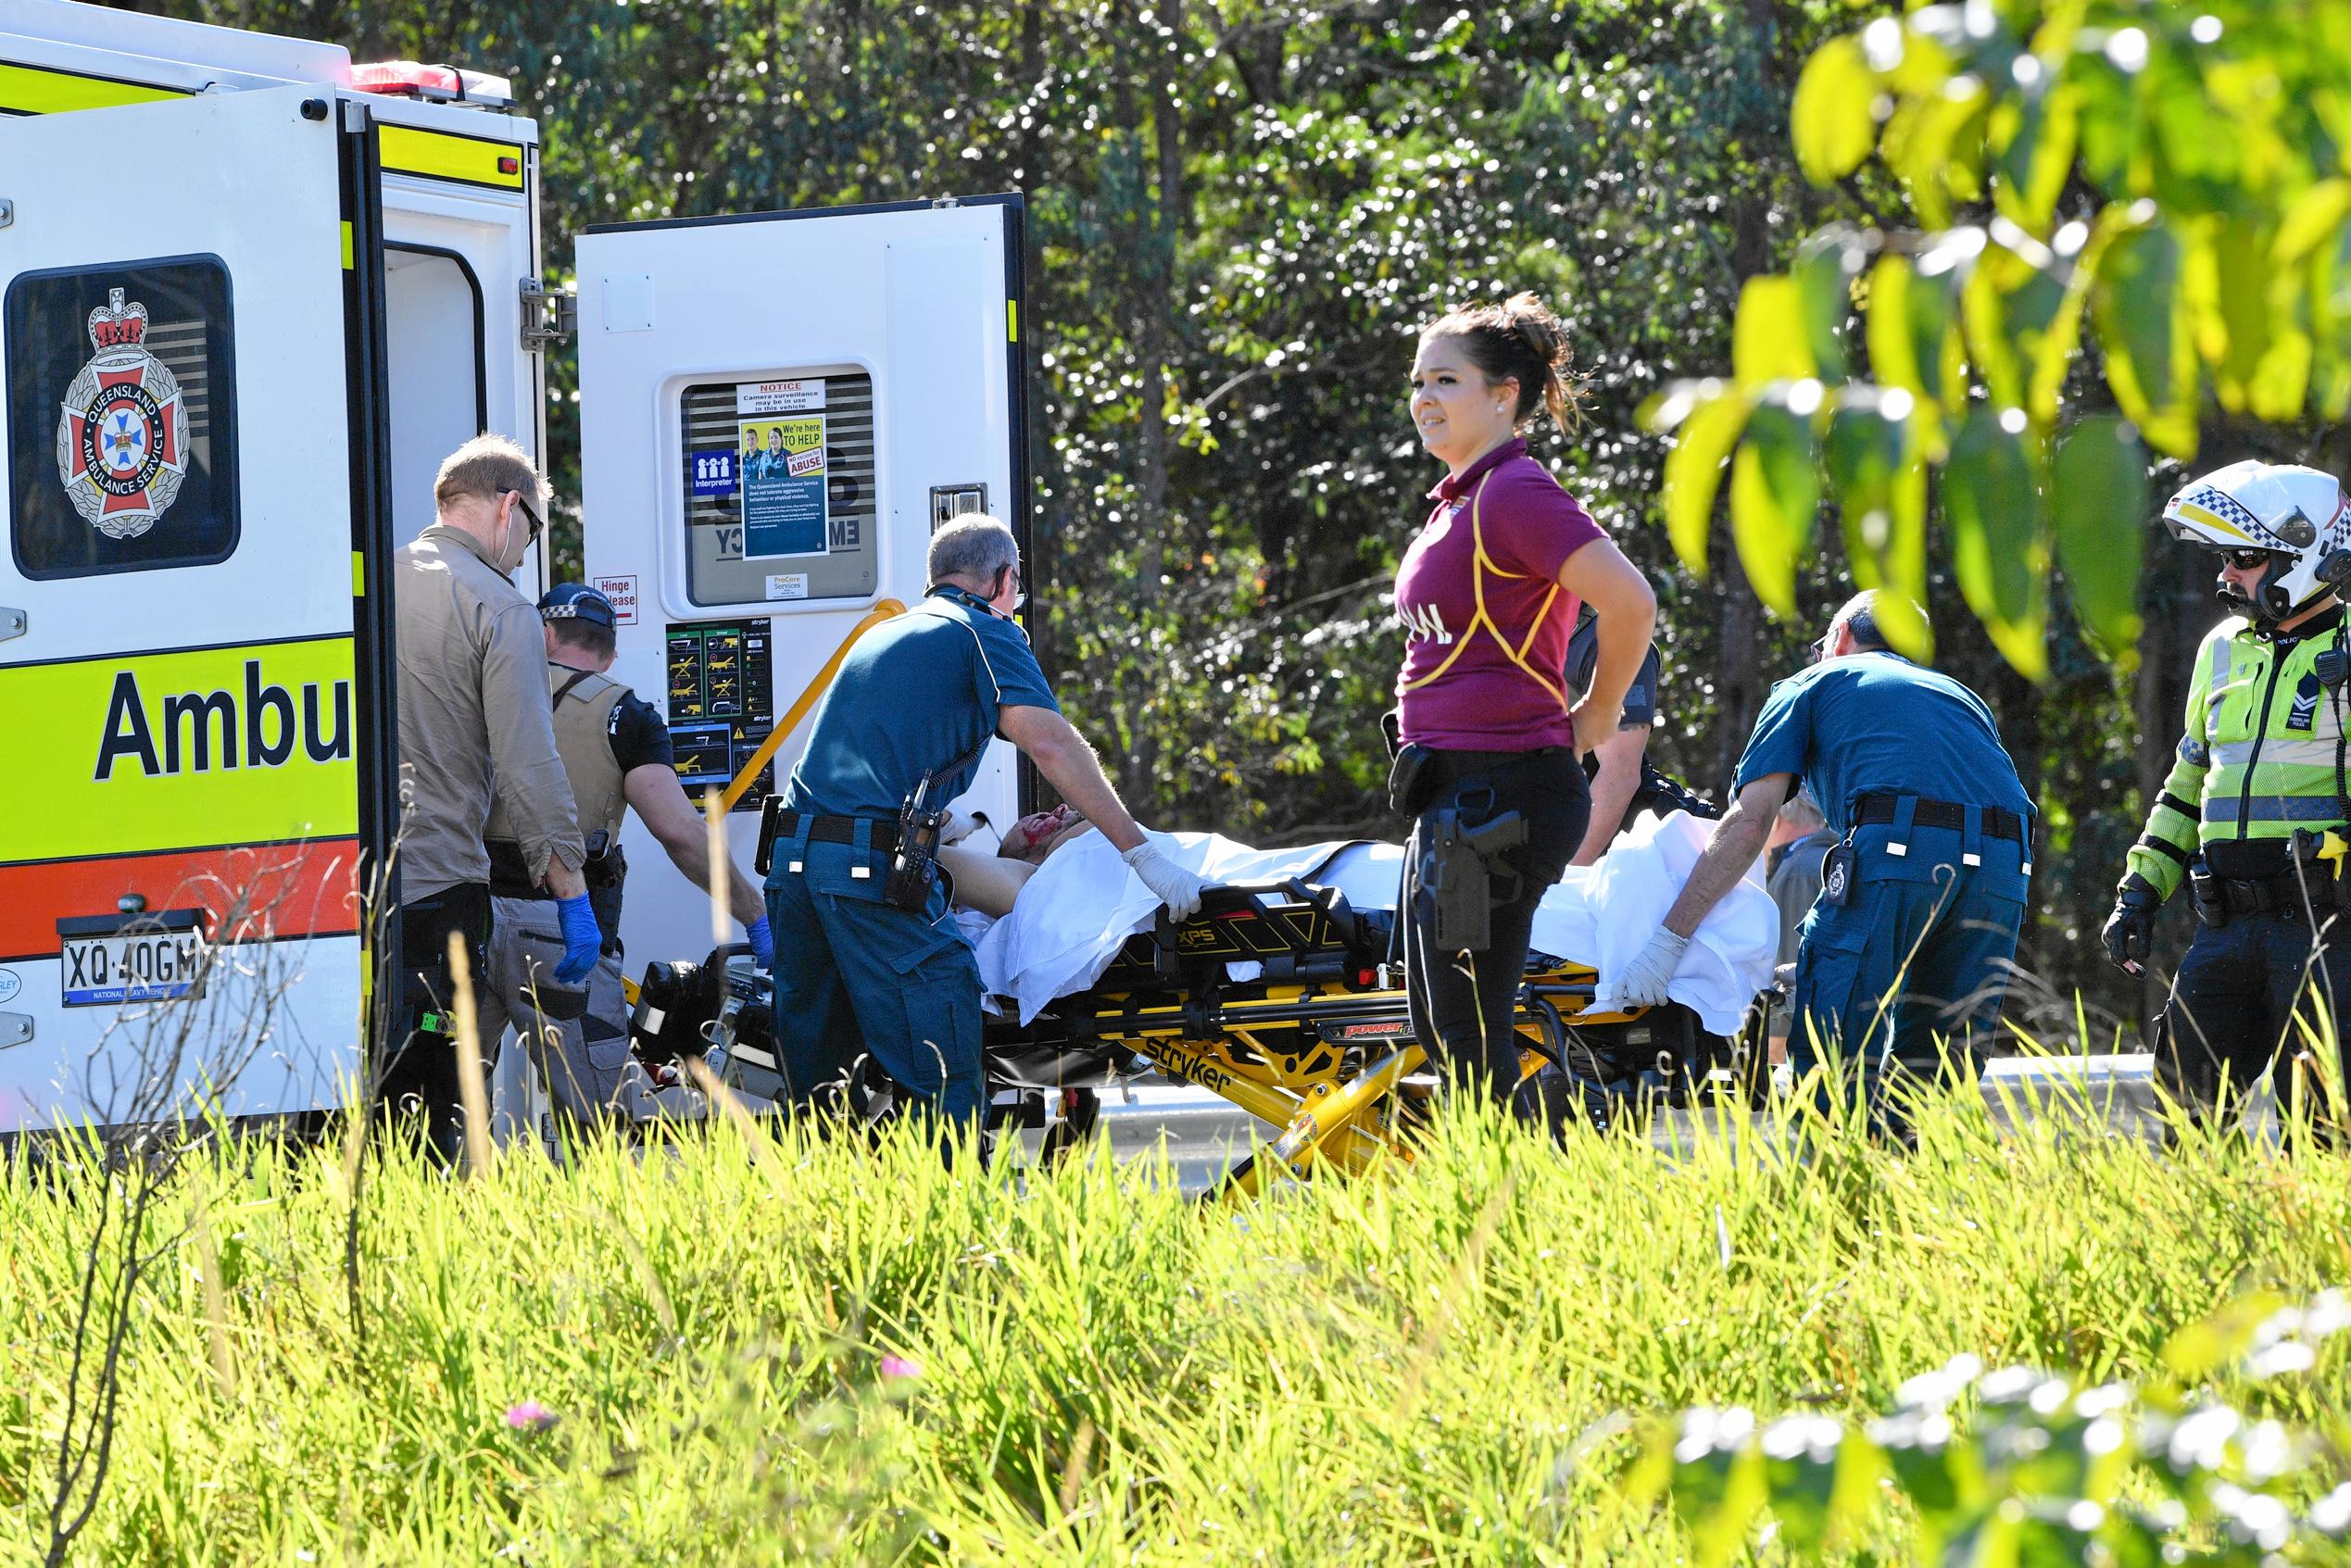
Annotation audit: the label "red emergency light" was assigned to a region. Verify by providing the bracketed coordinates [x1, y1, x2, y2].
[349, 60, 515, 107]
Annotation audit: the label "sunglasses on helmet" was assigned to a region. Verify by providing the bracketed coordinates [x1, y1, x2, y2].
[2219, 546, 2281, 571]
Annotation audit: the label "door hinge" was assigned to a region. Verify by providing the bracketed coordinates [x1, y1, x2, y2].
[0, 1013, 30, 1051]
[520, 277, 576, 350]
[0, 606, 23, 644]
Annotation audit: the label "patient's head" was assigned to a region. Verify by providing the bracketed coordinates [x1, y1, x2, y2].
[1000, 805, 1093, 865]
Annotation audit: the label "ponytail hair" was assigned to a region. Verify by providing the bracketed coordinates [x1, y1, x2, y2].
[1421, 291, 1588, 435]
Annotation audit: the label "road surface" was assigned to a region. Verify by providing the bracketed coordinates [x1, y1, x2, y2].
[1022, 1054, 2171, 1196]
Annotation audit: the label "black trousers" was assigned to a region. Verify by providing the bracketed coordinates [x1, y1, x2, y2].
[1403, 747, 1589, 1106]
[377, 882, 494, 1163]
[2159, 904, 2351, 1126]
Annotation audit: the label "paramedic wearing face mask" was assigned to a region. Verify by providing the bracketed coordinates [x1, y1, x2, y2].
[762, 514, 1206, 1146]
[2101, 461, 2351, 1128]
[1391, 292, 1657, 1121]
[385, 434, 595, 1162]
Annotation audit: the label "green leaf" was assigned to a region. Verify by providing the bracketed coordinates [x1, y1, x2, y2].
[1945, 405, 2049, 679]
[1795, 230, 1866, 383]
[1826, 389, 1932, 659]
[2070, 56, 2141, 193]
[1868, 252, 1966, 424]
[2249, 328, 2314, 422]
[2029, 205, 2144, 428]
[1668, 1436, 1769, 1568]
[1734, 276, 1816, 386]
[1990, 82, 2080, 236]
[1867, 256, 1926, 399]
[2093, 222, 2201, 458]
[1661, 390, 1752, 574]
[2051, 415, 2149, 667]
[1882, 85, 1988, 229]
[2161, 1290, 2290, 1382]
[1729, 393, 1821, 619]
[1961, 244, 2063, 415]
[2273, 178, 2351, 266]
[2206, 215, 2273, 411]
[1792, 34, 1880, 186]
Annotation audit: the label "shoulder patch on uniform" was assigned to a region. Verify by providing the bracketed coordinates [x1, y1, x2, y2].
[2180, 735, 2211, 766]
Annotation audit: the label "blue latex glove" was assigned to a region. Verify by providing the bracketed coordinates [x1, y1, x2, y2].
[554, 894, 601, 985]
[748, 914, 775, 971]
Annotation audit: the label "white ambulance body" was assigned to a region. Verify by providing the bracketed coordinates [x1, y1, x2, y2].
[0, 0, 1030, 1135]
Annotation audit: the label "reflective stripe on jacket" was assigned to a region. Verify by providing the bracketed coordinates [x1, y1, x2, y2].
[2127, 610, 2351, 899]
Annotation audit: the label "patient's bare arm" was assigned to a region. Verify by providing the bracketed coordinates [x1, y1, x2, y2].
[941, 844, 1037, 918]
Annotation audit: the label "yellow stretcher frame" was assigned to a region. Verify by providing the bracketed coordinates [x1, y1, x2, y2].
[993, 937, 1643, 1202]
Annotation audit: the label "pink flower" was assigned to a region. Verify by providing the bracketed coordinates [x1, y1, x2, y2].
[879, 1355, 921, 1381]
[505, 1400, 556, 1432]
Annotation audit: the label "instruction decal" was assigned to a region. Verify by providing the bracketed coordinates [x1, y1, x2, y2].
[739, 415, 828, 558]
[688, 448, 736, 497]
[735, 379, 825, 417]
[592, 575, 639, 626]
[663, 620, 777, 810]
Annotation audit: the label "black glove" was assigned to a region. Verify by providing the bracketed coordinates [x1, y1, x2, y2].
[2102, 874, 2162, 973]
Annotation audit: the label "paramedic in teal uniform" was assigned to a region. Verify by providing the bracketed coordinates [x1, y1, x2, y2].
[1615, 591, 2033, 1137]
[761, 515, 1205, 1144]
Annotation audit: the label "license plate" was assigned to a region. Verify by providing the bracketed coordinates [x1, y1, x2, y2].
[61, 927, 208, 1007]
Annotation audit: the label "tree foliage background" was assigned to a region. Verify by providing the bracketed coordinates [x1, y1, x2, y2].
[137, 0, 2342, 1035]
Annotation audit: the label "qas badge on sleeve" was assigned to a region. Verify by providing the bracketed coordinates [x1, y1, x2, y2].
[54, 288, 189, 541]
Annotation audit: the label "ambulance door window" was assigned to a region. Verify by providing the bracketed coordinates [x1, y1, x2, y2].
[679, 371, 877, 606]
[5, 257, 240, 580]
[383, 246, 487, 531]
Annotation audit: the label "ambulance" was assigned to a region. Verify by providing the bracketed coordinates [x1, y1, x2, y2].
[0, 0, 1032, 1134]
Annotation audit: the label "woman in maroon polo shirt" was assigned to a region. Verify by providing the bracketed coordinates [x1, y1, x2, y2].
[1393, 292, 1656, 1118]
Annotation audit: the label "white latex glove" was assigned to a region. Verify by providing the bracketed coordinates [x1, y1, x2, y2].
[1121, 840, 1208, 922]
[1615, 926, 1690, 1009]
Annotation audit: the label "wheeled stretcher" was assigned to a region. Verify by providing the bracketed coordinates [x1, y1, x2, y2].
[980, 877, 1768, 1198]
[626, 876, 1766, 1193]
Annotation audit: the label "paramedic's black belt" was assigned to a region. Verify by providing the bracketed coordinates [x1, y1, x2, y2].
[1853, 794, 2025, 842]
[761, 809, 902, 859]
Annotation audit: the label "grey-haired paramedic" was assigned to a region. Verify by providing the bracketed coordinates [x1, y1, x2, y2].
[762, 515, 1207, 1137]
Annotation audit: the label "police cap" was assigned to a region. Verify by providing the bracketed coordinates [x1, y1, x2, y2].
[539, 583, 617, 630]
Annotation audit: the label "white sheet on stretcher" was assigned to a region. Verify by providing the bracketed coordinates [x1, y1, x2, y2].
[970, 810, 1776, 1035]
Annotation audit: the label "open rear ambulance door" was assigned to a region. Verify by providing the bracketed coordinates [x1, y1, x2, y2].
[575, 195, 1031, 969]
[0, 86, 396, 1135]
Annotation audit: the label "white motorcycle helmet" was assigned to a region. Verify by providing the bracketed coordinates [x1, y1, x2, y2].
[2162, 458, 2351, 623]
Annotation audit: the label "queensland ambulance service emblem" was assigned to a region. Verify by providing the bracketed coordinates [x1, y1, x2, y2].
[54, 288, 189, 540]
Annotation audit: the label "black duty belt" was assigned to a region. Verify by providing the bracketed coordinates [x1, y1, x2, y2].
[485, 837, 624, 900]
[1854, 793, 2026, 843]
[758, 808, 902, 865]
[2190, 865, 2340, 922]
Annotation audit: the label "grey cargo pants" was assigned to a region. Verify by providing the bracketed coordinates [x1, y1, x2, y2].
[475, 895, 633, 1126]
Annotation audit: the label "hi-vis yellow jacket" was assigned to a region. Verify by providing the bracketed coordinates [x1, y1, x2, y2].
[2128, 608, 2351, 899]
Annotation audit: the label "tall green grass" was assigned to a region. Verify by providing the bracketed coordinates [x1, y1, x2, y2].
[3, 1081, 2346, 1564]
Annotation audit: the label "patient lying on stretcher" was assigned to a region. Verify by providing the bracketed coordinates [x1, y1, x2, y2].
[947, 807, 1780, 1037]
[938, 805, 1098, 917]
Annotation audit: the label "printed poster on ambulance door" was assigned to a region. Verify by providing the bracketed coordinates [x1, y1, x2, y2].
[735, 378, 828, 558]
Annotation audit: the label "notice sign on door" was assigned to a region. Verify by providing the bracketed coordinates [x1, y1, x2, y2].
[738, 414, 827, 558]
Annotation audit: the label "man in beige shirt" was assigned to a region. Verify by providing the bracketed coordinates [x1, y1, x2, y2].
[385, 434, 594, 1160]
